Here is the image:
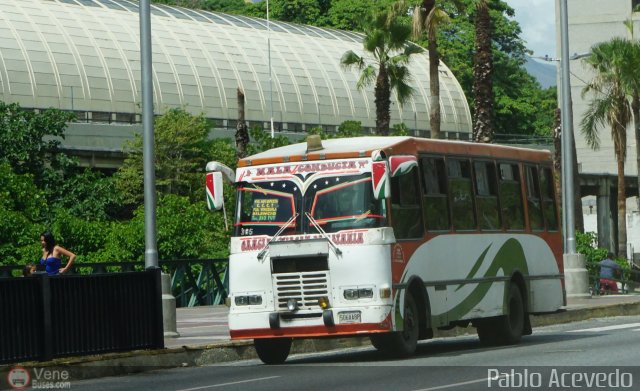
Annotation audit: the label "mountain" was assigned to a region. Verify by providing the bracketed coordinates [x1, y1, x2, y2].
[524, 56, 556, 89]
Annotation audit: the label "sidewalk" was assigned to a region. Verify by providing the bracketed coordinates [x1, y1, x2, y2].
[3, 294, 640, 384]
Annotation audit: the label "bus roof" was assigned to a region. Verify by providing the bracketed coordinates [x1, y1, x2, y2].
[238, 136, 552, 167]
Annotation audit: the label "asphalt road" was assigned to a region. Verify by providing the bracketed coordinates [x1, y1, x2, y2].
[70, 316, 640, 391]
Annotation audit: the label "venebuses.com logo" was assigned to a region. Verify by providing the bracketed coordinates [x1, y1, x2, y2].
[6, 366, 71, 390]
[6, 366, 30, 390]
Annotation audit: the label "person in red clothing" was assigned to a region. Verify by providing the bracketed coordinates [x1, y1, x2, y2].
[598, 252, 621, 294]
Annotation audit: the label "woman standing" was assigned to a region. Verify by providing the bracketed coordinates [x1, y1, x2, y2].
[40, 232, 76, 275]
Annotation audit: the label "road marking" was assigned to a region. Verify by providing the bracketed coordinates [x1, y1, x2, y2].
[411, 374, 510, 391]
[567, 322, 640, 333]
[175, 376, 280, 391]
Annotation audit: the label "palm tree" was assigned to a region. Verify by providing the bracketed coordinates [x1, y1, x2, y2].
[580, 38, 632, 256]
[472, 0, 493, 143]
[392, 0, 454, 140]
[341, 9, 423, 136]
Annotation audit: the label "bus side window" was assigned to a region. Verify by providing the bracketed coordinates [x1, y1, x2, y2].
[540, 167, 559, 230]
[498, 163, 525, 230]
[391, 168, 424, 239]
[420, 157, 450, 231]
[448, 159, 476, 230]
[473, 161, 500, 230]
[525, 166, 544, 231]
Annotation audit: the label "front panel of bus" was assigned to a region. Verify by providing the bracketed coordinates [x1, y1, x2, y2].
[227, 158, 397, 339]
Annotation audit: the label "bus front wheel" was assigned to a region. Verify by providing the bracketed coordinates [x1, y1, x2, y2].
[370, 292, 419, 357]
[254, 337, 292, 364]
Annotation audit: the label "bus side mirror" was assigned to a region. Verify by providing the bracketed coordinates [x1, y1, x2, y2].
[371, 161, 390, 200]
[206, 171, 225, 210]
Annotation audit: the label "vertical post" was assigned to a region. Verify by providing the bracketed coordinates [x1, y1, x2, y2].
[268, 0, 274, 138]
[559, 0, 588, 299]
[140, 0, 158, 269]
[559, 0, 575, 254]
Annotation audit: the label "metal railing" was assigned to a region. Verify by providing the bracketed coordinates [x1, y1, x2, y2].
[0, 259, 229, 308]
[0, 269, 163, 364]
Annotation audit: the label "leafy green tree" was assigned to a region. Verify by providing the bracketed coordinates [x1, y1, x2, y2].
[437, 0, 551, 137]
[92, 194, 229, 261]
[114, 108, 213, 208]
[391, 122, 410, 136]
[246, 126, 291, 156]
[0, 102, 76, 187]
[325, 0, 397, 30]
[0, 163, 45, 265]
[337, 120, 364, 137]
[341, 9, 423, 136]
[580, 37, 632, 256]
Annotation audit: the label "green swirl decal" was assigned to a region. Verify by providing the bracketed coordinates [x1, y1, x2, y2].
[438, 238, 529, 323]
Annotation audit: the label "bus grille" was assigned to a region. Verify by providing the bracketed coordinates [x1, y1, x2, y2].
[274, 271, 329, 311]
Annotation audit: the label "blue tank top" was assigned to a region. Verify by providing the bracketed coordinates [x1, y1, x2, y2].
[40, 256, 62, 275]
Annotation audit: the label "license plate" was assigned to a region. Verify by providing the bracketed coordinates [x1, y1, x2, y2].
[338, 311, 361, 324]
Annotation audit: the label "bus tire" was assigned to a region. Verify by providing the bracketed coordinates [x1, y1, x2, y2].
[494, 282, 525, 345]
[254, 337, 292, 364]
[370, 292, 419, 357]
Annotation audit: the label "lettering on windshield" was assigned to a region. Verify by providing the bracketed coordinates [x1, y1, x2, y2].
[251, 199, 279, 222]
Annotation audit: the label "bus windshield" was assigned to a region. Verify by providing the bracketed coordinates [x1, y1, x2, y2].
[234, 173, 386, 237]
[304, 174, 386, 234]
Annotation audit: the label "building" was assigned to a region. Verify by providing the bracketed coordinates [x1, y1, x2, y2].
[0, 0, 472, 169]
[561, 0, 640, 259]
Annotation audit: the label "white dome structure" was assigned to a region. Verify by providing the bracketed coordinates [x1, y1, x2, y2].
[0, 0, 472, 165]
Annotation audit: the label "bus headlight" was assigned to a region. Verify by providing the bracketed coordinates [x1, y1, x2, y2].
[343, 287, 374, 300]
[234, 294, 263, 306]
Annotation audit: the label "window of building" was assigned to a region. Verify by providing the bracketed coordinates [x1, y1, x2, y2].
[525, 166, 544, 231]
[420, 157, 450, 231]
[633, 0, 640, 12]
[391, 167, 424, 239]
[498, 163, 525, 230]
[474, 161, 500, 230]
[448, 159, 476, 230]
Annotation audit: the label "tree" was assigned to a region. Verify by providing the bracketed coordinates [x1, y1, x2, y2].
[436, 0, 550, 137]
[114, 108, 213, 208]
[580, 37, 632, 256]
[341, 9, 423, 136]
[0, 102, 76, 187]
[472, 0, 493, 143]
[235, 87, 249, 159]
[393, 0, 457, 139]
[0, 163, 46, 266]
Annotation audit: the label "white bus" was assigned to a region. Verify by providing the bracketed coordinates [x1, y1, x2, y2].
[205, 136, 564, 364]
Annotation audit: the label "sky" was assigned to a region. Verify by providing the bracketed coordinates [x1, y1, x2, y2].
[507, 0, 556, 58]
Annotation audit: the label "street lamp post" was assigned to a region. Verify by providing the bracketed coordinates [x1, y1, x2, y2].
[267, 0, 274, 138]
[559, 0, 588, 299]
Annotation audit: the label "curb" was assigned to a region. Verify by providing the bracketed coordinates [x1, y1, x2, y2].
[2, 300, 640, 384]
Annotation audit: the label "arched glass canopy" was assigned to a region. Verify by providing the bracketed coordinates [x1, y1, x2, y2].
[0, 0, 471, 135]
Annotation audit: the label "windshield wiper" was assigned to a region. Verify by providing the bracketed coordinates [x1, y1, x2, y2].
[305, 212, 343, 256]
[257, 213, 299, 261]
